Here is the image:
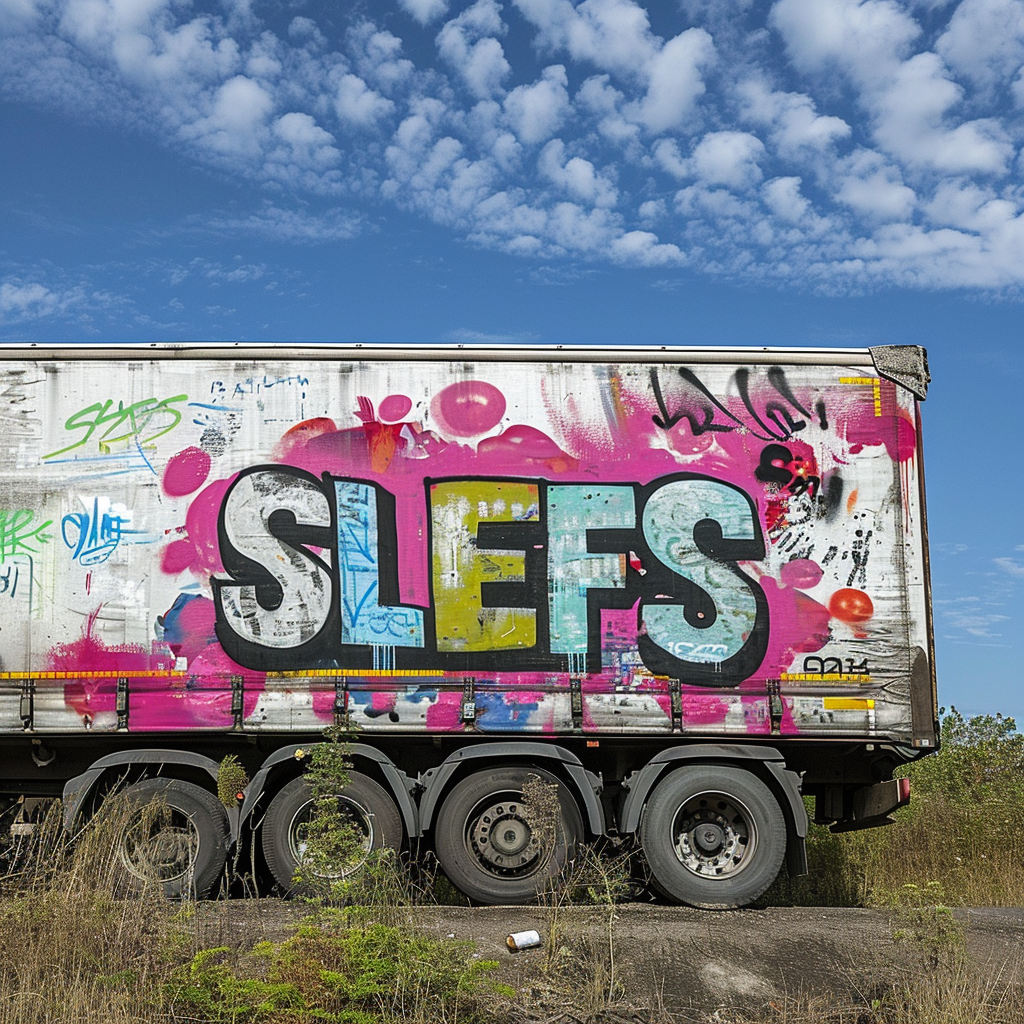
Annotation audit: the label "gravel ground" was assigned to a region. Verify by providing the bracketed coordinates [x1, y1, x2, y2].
[190, 900, 1024, 1019]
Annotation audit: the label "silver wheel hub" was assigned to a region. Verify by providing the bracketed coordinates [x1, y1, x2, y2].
[471, 801, 541, 871]
[672, 792, 756, 878]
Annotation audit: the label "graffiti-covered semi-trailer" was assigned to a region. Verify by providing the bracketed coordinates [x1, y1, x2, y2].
[0, 344, 937, 907]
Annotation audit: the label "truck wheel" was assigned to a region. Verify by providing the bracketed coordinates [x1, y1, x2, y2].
[115, 778, 229, 900]
[434, 767, 584, 905]
[640, 765, 785, 909]
[261, 773, 403, 896]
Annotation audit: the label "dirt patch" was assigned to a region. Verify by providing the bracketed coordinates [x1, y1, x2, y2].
[192, 901, 1024, 1019]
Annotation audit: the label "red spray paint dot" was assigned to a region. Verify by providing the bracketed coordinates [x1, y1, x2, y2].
[828, 588, 874, 623]
[163, 447, 212, 496]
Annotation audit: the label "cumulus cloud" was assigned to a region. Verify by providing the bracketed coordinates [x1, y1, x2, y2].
[504, 65, 570, 144]
[334, 73, 394, 128]
[180, 74, 273, 157]
[2, 0, 1023, 291]
[871, 53, 1013, 174]
[398, 0, 449, 25]
[538, 139, 618, 206]
[936, 0, 1024, 90]
[632, 29, 715, 131]
[762, 177, 810, 222]
[835, 150, 916, 221]
[690, 131, 766, 189]
[436, 0, 510, 99]
[738, 79, 851, 158]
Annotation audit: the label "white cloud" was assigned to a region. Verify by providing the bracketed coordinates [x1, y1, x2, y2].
[762, 176, 810, 222]
[0, 280, 83, 322]
[180, 74, 273, 157]
[835, 150, 916, 221]
[503, 65, 570, 144]
[770, 0, 919, 82]
[59, 0, 242, 94]
[652, 138, 689, 179]
[0, 0, 39, 30]
[3, 0, 1024, 290]
[538, 139, 618, 206]
[334, 73, 394, 128]
[871, 53, 1013, 174]
[633, 28, 715, 132]
[941, 608, 1010, 637]
[608, 230, 685, 265]
[994, 557, 1024, 577]
[690, 131, 766, 189]
[514, 0, 662, 79]
[349, 25, 415, 92]
[207, 204, 363, 242]
[445, 327, 540, 342]
[436, 0, 510, 99]
[576, 74, 640, 145]
[936, 0, 1024, 90]
[738, 79, 851, 158]
[674, 184, 753, 220]
[289, 17, 325, 48]
[924, 180, 1017, 232]
[772, 0, 1016, 179]
[264, 112, 341, 189]
[398, 0, 449, 25]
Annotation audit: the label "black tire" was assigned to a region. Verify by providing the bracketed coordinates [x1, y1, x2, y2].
[434, 766, 584, 905]
[261, 772, 403, 896]
[640, 765, 786, 909]
[114, 778, 229, 900]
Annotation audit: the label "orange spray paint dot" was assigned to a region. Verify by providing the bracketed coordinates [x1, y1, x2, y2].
[828, 588, 874, 623]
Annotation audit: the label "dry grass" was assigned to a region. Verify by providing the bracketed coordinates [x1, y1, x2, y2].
[0, 797, 186, 1024]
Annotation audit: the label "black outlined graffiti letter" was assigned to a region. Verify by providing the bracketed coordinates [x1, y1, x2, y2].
[214, 468, 333, 664]
[636, 475, 768, 686]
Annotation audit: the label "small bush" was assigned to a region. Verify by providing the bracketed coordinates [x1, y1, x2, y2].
[167, 918, 506, 1024]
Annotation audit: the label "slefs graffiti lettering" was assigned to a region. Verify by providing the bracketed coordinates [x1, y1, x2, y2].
[213, 467, 769, 685]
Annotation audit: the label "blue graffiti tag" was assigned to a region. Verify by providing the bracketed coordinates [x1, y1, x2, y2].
[61, 497, 136, 565]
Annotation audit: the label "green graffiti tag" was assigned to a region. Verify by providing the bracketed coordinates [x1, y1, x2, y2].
[0, 510, 52, 562]
[44, 394, 189, 459]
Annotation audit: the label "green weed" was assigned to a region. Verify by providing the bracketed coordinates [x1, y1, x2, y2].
[167, 919, 505, 1024]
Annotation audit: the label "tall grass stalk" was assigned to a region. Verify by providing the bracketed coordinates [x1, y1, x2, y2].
[0, 796, 185, 1024]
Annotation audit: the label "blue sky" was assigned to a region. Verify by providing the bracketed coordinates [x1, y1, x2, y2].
[1, 0, 1022, 719]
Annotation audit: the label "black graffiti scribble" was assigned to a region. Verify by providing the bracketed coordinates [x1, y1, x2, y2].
[650, 367, 739, 434]
[650, 365, 824, 442]
[847, 529, 873, 586]
[801, 656, 871, 675]
[755, 444, 820, 497]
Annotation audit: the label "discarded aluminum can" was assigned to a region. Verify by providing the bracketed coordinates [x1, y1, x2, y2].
[506, 929, 542, 953]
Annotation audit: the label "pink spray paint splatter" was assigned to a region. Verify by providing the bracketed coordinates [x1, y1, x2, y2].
[163, 447, 212, 496]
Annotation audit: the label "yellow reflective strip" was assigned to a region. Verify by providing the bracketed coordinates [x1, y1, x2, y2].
[839, 376, 882, 415]
[779, 673, 872, 683]
[822, 698, 875, 710]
